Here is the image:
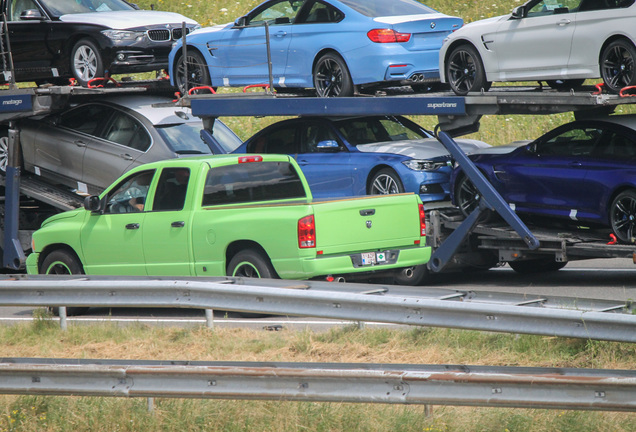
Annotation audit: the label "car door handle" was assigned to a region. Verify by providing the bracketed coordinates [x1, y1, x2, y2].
[125, 223, 140, 230]
[171, 221, 185, 228]
[557, 19, 571, 26]
[275, 31, 287, 37]
[569, 161, 583, 167]
[298, 159, 309, 165]
[120, 153, 133, 160]
[74, 140, 87, 147]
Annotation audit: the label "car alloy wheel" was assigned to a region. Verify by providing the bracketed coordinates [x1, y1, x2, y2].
[601, 39, 636, 93]
[175, 50, 211, 94]
[455, 175, 481, 218]
[313, 53, 353, 97]
[0, 133, 8, 173]
[369, 169, 404, 194]
[71, 39, 104, 86]
[610, 190, 636, 244]
[446, 44, 490, 96]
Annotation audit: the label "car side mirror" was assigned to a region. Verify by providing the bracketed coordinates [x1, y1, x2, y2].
[511, 6, 526, 19]
[20, 9, 44, 20]
[233, 16, 247, 28]
[84, 195, 103, 213]
[316, 140, 340, 151]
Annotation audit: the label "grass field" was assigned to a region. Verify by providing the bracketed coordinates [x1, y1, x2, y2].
[0, 320, 635, 431]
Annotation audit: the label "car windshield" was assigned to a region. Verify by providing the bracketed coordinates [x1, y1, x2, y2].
[156, 121, 242, 154]
[334, 116, 431, 146]
[338, 0, 436, 16]
[39, 0, 134, 16]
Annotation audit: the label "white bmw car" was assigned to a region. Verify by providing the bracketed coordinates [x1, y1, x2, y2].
[439, 0, 636, 95]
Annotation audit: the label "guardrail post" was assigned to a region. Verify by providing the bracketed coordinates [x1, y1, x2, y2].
[147, 397, 154, 413]
[205, 309, 214, 329]
[58, 307, 67, 331]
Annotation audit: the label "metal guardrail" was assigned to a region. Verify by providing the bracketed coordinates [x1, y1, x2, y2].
[0, 358, 634, 412]
[0, 275, 634, 342]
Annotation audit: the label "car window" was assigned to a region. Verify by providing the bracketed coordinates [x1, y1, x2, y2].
[338, 0, 435, 17]
[39, 0, 134, 16]
[248, 126, 297, 153]
[299, 1, 344, 23]
[248, 0, 306, 25]
[153, 168, 190, 211]
[57, 104, 115, 136]
[9, 0, 39, 20]
[527, 0, 582, 16]
[102, 112, 151, 151]
[595, 132, 636, 159]
[335, 116, 427, 145]
[536, 127, 601, 156]
[300, 123, 341, 152]
[202, 161, 305, 206]
[105, 170, 155, 214]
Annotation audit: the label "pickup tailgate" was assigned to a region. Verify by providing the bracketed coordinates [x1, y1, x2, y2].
[311, 194, 422, 255]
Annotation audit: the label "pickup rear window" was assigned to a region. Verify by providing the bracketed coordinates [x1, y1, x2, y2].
[202, 161, 306, 206]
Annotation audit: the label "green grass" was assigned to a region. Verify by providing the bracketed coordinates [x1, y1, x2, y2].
[0, 322, 634, 431]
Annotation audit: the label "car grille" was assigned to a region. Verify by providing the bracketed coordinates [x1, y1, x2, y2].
[147, 28, 192, 42]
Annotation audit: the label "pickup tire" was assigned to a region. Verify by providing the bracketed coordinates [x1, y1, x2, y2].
[40, 249, 89, 316]
[227, 249, 277, 279]
[508, 259, 567, 274]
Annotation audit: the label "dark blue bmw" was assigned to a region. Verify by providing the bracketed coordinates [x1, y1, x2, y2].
[451, 115, 636, 244]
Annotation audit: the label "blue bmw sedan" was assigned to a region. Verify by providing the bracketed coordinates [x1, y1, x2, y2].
[451, 115, 636, 244]
[169, 0, 463, 96]
[232, 115, 489, 202]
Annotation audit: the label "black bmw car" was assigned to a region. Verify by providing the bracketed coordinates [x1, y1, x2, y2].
[3, 0, 199, 86]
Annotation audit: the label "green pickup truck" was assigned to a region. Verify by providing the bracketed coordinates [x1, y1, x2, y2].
[27, 154, 430, 284]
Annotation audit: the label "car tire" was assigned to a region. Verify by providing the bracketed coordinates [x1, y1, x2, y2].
[446, 44, 491, 96]
[601, 39, 636, 93]
[313, 52, 353, 97]
[227, 249, 277, 279]
[546, 79, 585, 90]
[71, 38, 104, 87]
[40, 249, 89, 316]
[610, 190, 636, 244]
[508, 259, 567, 274]
[368, 168, 404, 195]
[174, 49, 211, 95]
[393, 265, 429, 286]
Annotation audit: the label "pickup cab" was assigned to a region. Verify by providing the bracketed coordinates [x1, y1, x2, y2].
[27, 154, 430, 284]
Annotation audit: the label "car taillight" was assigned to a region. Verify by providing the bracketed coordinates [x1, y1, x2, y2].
[419, 204, 426, 237]
[367, 29, 411, 43]
[238, 155, 263, 163]
[298, 215, 316, 248]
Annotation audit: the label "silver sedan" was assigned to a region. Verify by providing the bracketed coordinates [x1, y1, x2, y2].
[1, 95, 241, 195]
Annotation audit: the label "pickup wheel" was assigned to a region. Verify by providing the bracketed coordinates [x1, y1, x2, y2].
[508, 259, 567, 274]
[227, 249, 277, 279]
[40, 249, 89, 316]
[369, 168, 404, 195]
[393, 265, 429, 286]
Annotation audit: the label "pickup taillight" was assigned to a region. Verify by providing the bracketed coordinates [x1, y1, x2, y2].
[419, 204, 426, 237]
[298, 215, 316, 248]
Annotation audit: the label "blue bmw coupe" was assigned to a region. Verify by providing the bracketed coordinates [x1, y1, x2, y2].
[451, 115, 636, 244]
[232, 115, 489, 202]
[169, 0, 463, 96]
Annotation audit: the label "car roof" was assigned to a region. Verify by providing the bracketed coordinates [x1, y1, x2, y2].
[97, 95, 199, 126]
[589, 114, 636, 130]
[132, 153, 294, 170]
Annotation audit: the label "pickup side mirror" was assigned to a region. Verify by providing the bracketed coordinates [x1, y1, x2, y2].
[84, 195, 103, 213]
[20, 9, 44, 20]
[316, 140, 340, 152]
[511, 5, 526, 19]
[233, 16, 247, 28]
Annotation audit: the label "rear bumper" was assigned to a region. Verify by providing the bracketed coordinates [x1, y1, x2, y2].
[297, 245, 431, 279]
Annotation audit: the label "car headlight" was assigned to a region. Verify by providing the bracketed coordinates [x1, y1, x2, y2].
[403, 159, 449, 171]
[192, 24, 202, 31]
[102, 30, 145, 41]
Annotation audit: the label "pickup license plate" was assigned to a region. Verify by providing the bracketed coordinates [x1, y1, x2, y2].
[361, 252, 387, 266]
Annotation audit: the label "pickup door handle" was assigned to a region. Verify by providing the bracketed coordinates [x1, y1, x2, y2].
[120, 153, 133, 161]
[360, 209, 375, 216]
[171, 221, 185, 228]
[125, 223, 140, 230]
[74, 140, 86, 147]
